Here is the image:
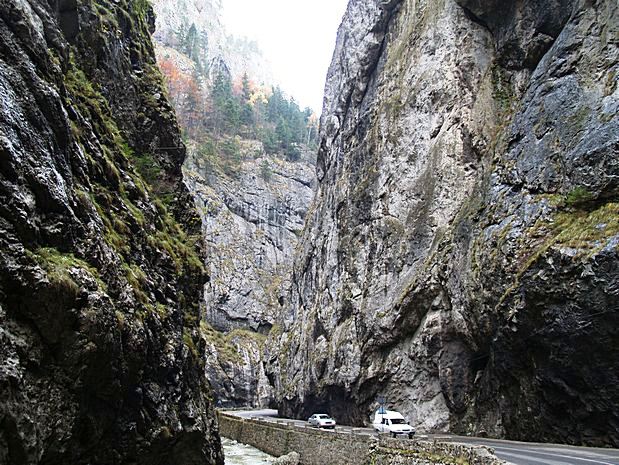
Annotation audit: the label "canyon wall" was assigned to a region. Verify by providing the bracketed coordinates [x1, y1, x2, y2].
[152, 0, 318, 409]
[272, 0, 618, 447]
[185, 145, 315, 408]
[0, 0, 223, 463]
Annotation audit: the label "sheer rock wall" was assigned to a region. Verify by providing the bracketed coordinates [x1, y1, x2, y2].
[0, 0, 224, 463]
[272, 0, 618, 447]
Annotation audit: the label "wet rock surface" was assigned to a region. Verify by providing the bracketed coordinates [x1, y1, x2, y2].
[222, 437, 274, 465]
[0, 0, 224, 463]
[272, 451, 299, 465]
[272, 0, 619, 447]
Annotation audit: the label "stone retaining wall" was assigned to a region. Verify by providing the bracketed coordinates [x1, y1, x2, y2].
[217, 412, 505, 465]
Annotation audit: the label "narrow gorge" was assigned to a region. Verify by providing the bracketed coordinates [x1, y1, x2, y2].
[151, 0, 318, 408]
[0, 0, 617, 463]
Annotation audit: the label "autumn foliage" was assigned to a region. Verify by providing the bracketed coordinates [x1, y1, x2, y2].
[158, 53, 319, 176]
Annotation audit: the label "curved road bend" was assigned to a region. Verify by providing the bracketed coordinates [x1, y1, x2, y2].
[229, 410, 619, 465]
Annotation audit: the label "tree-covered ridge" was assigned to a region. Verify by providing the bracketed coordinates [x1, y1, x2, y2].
[157, 29, 319, 176]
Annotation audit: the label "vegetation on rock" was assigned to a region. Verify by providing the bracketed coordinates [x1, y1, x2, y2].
[159, 55, 319, 168]
[0, 0, 224, 463]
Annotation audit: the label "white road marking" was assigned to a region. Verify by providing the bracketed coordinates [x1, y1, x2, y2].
[493, 446, 619, 465]
[543, 447, 619, 460]
[496, 449, 568, 465]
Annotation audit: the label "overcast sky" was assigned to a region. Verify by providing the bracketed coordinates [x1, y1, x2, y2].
[222, 0, 349, 114]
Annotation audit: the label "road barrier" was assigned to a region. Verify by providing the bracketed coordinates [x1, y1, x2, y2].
[217, 411, 505, 465]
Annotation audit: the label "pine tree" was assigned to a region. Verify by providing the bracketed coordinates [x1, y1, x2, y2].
[210, 71, 228, 136]
[240, 72, 254, 131]
[225, 97, 240, 133]
[261, 128, 278, 154]
[211, 70, 241, 135]
[176, 23, 187, 49]
[241, 103, 254, 133]
[185, 24, 198, 59]
[199, 31, 210, 74]
[241, 72, 252, 103]
[267, 86, 286, 123]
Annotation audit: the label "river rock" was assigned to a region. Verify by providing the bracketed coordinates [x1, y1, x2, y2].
[273, 451, 300, 465]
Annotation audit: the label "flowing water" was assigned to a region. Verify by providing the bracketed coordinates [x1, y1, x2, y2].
[222, 437, 274, 465]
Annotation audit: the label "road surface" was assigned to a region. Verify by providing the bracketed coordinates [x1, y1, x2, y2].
[229, 409, 619, 465]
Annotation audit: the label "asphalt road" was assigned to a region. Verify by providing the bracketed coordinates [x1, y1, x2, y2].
[230, 409, 619, 465]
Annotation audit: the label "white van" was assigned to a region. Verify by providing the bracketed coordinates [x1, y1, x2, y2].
[372, 408, 415, 438]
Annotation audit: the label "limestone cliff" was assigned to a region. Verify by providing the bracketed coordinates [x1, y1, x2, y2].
[273, 0, 618, 447]
[150, 0, 317, 409]
[151, 0, 272, 83]
[185, 145, 315, 334]
[0, 0, 224, 463]
[184, 142, 315, 408]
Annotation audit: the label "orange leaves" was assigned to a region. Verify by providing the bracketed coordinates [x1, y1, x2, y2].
[158, 57, 205, 136]
[159, 57, 200, 103]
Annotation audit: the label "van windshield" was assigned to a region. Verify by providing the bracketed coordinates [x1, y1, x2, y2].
[391, 419, 406, 424]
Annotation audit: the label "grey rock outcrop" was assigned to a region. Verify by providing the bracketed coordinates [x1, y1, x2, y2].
[273, 451, 300, 465]
[0, 0, 224, 463]
[185, 143, 315, 408]
[272, 0, 618, 447]
[186, 146, 315, 333]
[201, 324, 274, 408]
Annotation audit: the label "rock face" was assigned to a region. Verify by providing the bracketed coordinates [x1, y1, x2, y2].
[0, 0, 224, 463]
[200, 322, 274, 408]
[151, 0, 272, 83]
[273, 0, 618, 447]
[186, 146, 315, 334]
[185, 143, 315, 407]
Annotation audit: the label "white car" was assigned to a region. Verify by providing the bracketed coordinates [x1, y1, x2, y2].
[372, 409, 415, 438]
[308, 413, 336, 429]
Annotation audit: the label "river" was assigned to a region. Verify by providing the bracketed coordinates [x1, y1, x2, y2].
[222, 437, 274, 465]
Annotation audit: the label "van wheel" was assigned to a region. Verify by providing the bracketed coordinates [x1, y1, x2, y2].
[408, 433, 413, 439]
[392, 433, 396, 438]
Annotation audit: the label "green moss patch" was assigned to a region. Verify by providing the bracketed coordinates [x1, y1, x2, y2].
[199, 321, 241, 363]
[183, 328, 199, 358]
[60, 11, 205, 327]
[551, 201, 619, 249]
[28, 247, 107, 293]
[565, 186, 596, 208]
[198, 321, 265, 364]
[498, 201, 619, 308]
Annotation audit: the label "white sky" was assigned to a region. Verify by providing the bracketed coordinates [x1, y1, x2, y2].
[222, 0, 349, 114]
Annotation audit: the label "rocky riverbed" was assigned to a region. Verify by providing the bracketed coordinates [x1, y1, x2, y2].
[223, 438, 274, 465]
